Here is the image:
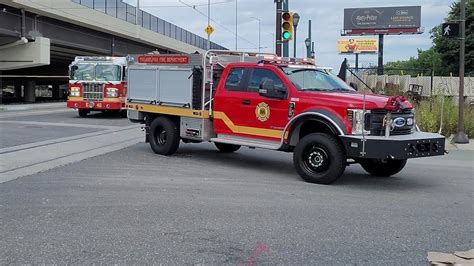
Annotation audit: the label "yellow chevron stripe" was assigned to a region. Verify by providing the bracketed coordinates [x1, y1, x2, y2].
[213, 111, 283, 139]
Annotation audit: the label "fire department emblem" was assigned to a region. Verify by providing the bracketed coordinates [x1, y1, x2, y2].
[255, 102, 270, 122]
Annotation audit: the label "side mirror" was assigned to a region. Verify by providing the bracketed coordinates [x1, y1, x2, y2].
[349, 82, 359, 91]
[258, 80, 286, 99]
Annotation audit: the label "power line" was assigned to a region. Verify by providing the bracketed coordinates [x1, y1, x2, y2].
[178, 0, 257, 47]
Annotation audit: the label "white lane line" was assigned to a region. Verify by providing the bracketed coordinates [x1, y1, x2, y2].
[0, 109, 73, 118]
[0, 120, 120, 130]
[0, 125, 141, 154]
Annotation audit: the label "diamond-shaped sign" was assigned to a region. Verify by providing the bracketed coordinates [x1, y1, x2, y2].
[204, 25, 214, 36]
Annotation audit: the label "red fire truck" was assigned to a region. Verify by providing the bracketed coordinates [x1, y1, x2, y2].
[67, 56, 127, 117]
[126, 51, 445, 184]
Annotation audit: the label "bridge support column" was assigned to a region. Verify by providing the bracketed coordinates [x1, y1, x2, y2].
[52, 84, 60, 100]
[14, 82, 22, 99]
[24, 80, 36, 102]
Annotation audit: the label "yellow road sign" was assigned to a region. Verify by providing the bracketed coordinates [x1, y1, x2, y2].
[204, 25, 214, 36]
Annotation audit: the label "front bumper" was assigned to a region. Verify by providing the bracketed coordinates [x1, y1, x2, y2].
[67, 100, 124, 110]
[341, 132, 445, 160]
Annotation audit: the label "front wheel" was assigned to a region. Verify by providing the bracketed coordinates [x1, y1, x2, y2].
[78, 109, 89, 117]
[215, 143, 240, 153]
[149, 117, 180, 155]
[359, 159, 407, 177]
[293, 133, 346, 184]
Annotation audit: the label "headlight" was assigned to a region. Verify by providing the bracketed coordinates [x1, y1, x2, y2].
[347, 109, 370, 135]
[106, 88, 118, 98]
[70, 86, 81, 97]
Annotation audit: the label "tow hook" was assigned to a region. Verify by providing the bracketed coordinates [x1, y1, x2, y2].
[444, 150, 449, 154]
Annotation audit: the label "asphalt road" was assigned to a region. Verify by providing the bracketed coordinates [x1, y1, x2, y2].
[0, 107, 473, 264]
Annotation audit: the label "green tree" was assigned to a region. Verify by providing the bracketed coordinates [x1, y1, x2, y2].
[432, 0, 473, 76]
[385, 1, 473, 76]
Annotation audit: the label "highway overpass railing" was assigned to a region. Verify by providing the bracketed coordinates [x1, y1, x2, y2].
[71, 0, 226, 51]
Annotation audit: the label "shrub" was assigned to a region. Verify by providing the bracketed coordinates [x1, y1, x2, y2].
[414, 96, 474, 138]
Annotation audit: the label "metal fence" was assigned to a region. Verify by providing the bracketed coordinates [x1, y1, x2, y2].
[71, 0, 226, 50]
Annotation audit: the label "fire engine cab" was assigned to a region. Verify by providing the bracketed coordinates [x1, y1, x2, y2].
[126, 50, 445, 184]
[67, 56, 127, 117]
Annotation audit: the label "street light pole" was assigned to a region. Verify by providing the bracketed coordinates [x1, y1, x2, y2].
[251, 17, 261, 52]
[207, 0, 211, 50]
[235, 0, 238, 50]
[454, 0, 469, 143]
[292, 12, 300, 58]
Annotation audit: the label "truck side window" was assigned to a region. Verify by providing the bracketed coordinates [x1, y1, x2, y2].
[225, 68, 245, 91]
[248, 68, 285, 93]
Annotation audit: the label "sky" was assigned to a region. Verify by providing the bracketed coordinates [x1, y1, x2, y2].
[125, 0, 453, 70]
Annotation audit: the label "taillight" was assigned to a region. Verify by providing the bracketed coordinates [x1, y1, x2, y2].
[70, 86, 81, 97]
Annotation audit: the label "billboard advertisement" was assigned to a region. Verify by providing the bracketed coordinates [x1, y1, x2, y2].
[344, 6, 421, 31]
[337, 38, 378, 54]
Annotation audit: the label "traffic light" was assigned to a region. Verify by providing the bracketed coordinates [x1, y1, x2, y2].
[281, 11, 293, 42]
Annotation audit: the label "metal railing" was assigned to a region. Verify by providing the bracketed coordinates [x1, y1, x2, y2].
[71, 0, 226, 51]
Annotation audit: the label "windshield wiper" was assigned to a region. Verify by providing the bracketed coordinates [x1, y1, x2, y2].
[332, 87, 354, 93]
[302, 87, 331, 92]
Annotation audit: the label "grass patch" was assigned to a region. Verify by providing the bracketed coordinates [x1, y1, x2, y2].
[414, 96, 474, 138]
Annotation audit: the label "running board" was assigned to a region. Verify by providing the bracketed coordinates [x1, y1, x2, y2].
[211, 134, 281, 150]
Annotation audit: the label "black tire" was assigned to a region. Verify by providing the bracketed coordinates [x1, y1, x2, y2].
[120, 110, 128, 118]
[293, 133, 346, 184]
[149, 117, 180, 155]
[215, 143, 241, 153]
[78, 109, 89, 117]
[359, 159, 407, 177]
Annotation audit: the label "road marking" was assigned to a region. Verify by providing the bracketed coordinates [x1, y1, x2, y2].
[0, 126, 143, 183]
[0, 109, 72, 119]
[0, 120, 120, 130]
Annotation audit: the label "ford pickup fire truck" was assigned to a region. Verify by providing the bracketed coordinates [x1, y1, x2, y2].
[67, 56, 127, 117]
[126, 50, 445, 184]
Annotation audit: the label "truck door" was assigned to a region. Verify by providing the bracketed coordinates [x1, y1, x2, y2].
[213, 66, 290, 141]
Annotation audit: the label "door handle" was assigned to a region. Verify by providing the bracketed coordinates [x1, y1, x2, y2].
[242, 99, 250, 105]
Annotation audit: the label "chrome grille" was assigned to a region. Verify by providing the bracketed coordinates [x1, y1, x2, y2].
[82, 83, 104, 101]
[366, 110, 415, 136]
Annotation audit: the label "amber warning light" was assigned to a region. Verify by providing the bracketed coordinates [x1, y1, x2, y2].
[138, 55, 189, 64]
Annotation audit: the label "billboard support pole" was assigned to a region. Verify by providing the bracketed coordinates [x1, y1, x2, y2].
[355, 53, 359, 71]
[377, 34, 384, 75]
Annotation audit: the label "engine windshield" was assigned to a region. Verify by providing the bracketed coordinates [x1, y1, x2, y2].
[70, 64, 122, 81]
[282, 67, 355, 93]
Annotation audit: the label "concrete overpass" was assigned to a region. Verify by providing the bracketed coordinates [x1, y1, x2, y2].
[0, 0, 225, 103]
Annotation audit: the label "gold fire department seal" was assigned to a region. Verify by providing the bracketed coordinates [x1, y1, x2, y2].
[255, 102, 270, 122]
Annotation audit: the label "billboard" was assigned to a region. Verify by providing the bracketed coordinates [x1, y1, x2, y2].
[343, 6, 421, 34]
[337, 38, 378, 54]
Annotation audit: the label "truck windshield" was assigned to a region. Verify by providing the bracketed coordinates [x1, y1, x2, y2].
[70, 64, 121, 81]
[95, 64, 121, 82]
[282, 67, 355, 93]
[71, 64, 95, 81]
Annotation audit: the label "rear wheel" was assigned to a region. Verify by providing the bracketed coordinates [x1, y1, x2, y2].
[120, 110, 127, 118]
[359, 159, 407, 177]
[215, 143, 240, 153]
[78, 109, 89, 117]
[293, 133, 346, 184]
[149, 117, 180, 155]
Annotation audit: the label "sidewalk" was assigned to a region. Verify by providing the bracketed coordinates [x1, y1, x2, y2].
[447, 140, 474, 151]
[0, 102, 66, 112]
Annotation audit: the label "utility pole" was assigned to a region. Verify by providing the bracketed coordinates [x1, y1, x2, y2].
[275, 0, 282, 56]
[454, 0, 469, 143]
[282, 0, 289, 57]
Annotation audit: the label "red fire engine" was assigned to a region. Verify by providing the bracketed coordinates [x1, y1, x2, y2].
[126, 51, 445, 184]
[67, 56, 127, 117]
